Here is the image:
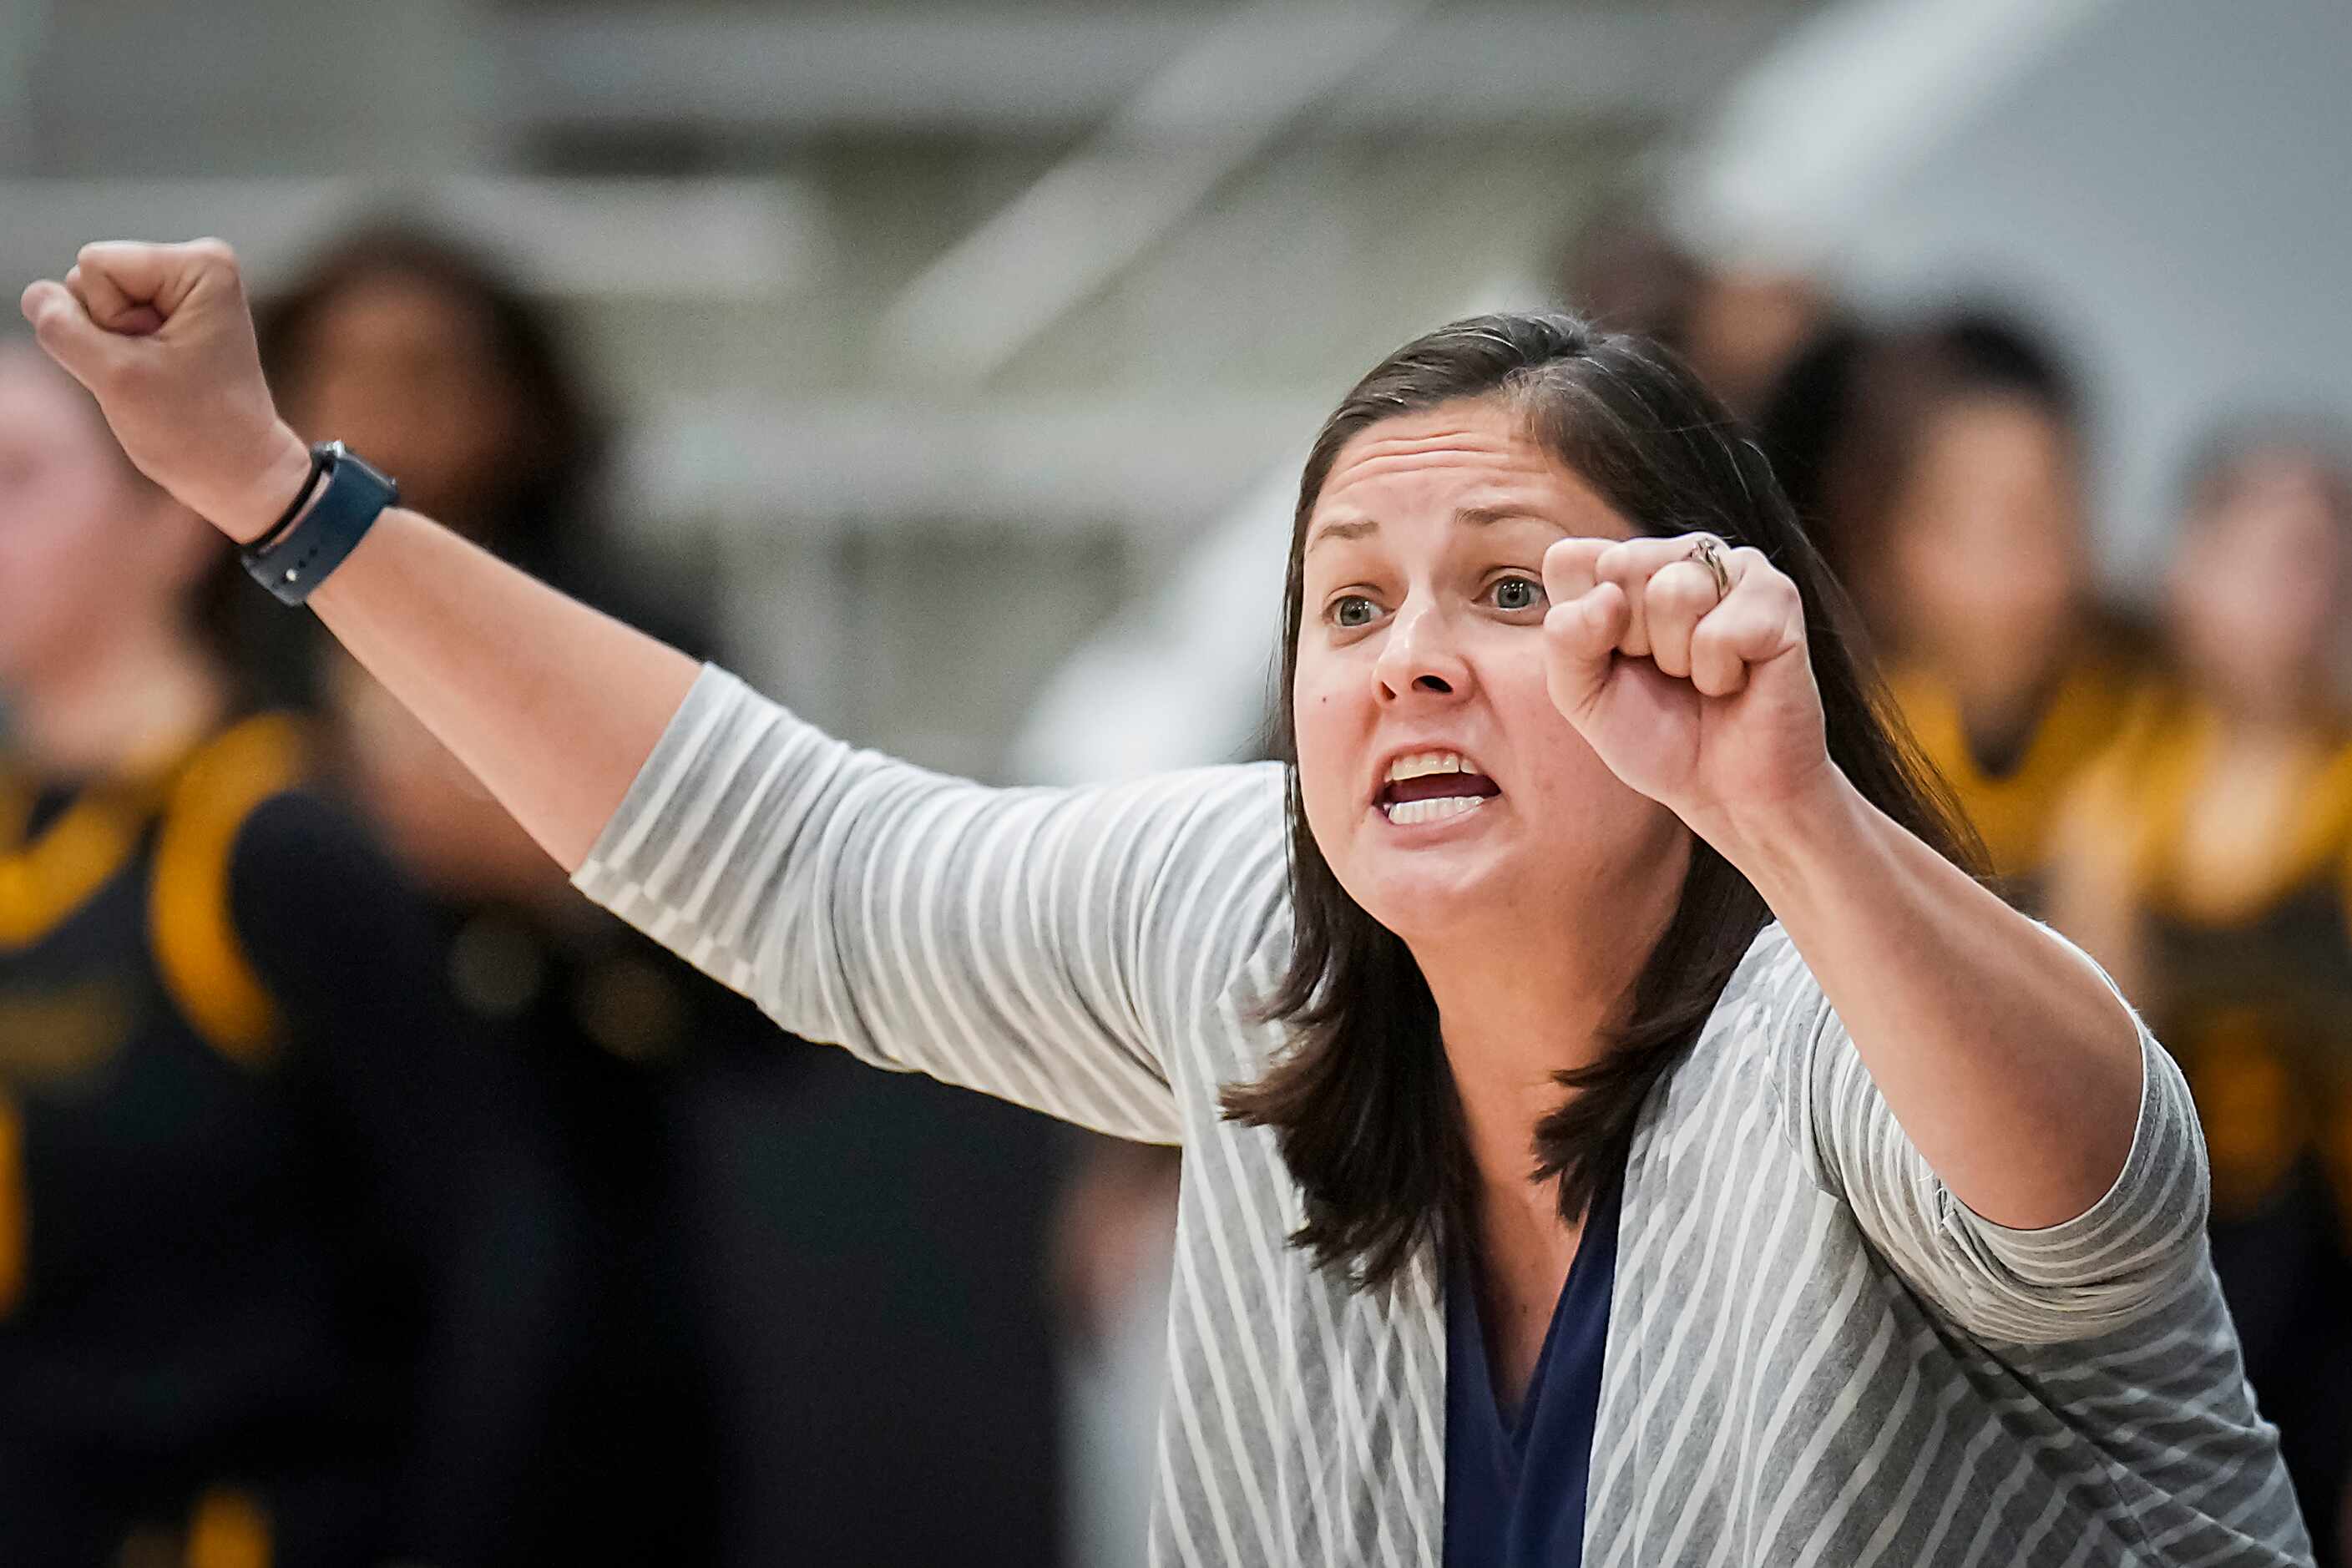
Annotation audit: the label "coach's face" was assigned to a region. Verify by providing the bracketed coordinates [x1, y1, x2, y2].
[1288, 397, 1685, 949]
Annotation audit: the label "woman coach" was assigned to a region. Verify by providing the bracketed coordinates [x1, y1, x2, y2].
[22, 241, 2311, 1565]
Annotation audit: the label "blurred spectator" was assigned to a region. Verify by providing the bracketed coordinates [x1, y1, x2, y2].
[258, 224, 1070, 1565]
[2049, 425, 2352, 1565]
[1679, 269, 1829, 427]
[1552, 200, 1706, 356]
[1753, 317, 1871, 599]
[1814, 313, 2158, 901]
[679, 1048, 1070, 1568]
[0, 333, 559, 1566]
[1554, 204, 1825, 426]
[259, 222, 737, 1564]
[1053, 1139, 1181, 1568]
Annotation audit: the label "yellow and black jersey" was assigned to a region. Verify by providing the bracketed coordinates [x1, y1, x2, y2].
[1887, 654, 2157, 903]
[0, 715, 556, 1568]
[2066, 697, 2352, 1532]
[2068, 700, 2352, 1232]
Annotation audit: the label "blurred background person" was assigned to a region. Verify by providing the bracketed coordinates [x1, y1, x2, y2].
[2049, 425, 2352, 1566]
[1552, 200, 1827, 431]
[257, 223, 1070, 1567]
[1808, 315, 2159, 903]
[0, 331, 558, 1566]
[1050, 1137, 1181, 1568]
[259, 223, 740, 1562]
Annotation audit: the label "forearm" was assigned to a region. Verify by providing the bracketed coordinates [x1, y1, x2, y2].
[1702, 772, 2145, 1230]
[307, 505, 700, 873]
[21, 243, 699, 876]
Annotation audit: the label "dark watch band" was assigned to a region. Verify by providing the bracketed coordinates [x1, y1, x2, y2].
[240, 442, 399, 607]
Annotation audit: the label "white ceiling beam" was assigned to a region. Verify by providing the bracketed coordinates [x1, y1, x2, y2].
[0, 1, 49, 172]
[491, 10, 1206, 134]
[876, 1, 1432, 386]
[0, 175, 820, 300]
[618, 392, 1328, 537]
[490, 7, 1796, 138]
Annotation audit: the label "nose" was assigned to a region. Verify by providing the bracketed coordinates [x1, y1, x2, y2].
[1373, 595, 1472, 704]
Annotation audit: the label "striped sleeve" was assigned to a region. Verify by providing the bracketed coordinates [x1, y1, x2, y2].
[1769, 927, 2213, 1346]
[570, 665, 1290, 1144]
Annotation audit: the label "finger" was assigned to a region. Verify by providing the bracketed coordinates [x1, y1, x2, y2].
[66, 261, 164, 336]
[75, 237, 233, 327]
[1641, 559, 1722, 680]
[1593, 534, 1740, 658]
[1595, 533, 1745, 591]
[1544, 582, 1630, 723]
[1593, 544, 1653, 657]
[1542, 535, 1608, 608]
[1688, 567, 1805, 697]
[18, 278, 125, 389]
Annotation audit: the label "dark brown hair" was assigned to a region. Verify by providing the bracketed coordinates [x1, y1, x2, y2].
[1221, 311, 1980, 1290]
[250, 222, 723, 692]
[2177, 414, 2352, 525]
[1763, 311, 2083, 645]
[255, 220, 610, 574]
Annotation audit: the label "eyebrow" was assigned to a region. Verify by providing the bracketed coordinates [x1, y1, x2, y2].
[1304, 504, 1555, 554]
[1453, 504, 1553, 529]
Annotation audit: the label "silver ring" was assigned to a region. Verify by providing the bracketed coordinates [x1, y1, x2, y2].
[1687, 536, 1732, 602]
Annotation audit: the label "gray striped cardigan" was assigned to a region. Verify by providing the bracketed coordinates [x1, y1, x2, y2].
[575, 667, 2311, 1567]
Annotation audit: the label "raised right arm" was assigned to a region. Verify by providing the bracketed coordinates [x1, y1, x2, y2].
[22, 240, 1292, 1141]
[22, 240, 696, 875]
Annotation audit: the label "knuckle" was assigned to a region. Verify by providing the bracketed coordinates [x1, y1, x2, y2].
[1660, 564, 1717, 608]
[1544, 539, 1599, 586]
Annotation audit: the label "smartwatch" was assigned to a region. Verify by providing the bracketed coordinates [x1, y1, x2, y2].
[240, 441, 399, 606]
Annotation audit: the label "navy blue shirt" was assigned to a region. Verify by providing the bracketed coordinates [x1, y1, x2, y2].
[1443, 1159, 1626, 1567]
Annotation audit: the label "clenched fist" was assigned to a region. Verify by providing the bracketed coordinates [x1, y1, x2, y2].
[19, 240, 311, 543]
[1540, 531, 1832, 832]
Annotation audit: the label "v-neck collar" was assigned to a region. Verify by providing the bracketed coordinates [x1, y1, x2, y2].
[1452, 1157, 1628, 1459]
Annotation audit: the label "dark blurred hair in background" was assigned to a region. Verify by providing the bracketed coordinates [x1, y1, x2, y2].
[258, 222, 609, 569]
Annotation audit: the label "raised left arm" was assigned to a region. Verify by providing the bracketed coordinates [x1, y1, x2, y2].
[1543, 532, 2144, 1232]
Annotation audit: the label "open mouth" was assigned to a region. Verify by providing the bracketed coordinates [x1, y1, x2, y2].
[1376, 751, 1502, 826]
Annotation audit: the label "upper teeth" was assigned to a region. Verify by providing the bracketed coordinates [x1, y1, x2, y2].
[1387, 751, 1472, 782]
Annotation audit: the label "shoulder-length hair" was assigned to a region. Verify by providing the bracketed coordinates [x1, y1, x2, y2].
[1222, 311, 1980, 1291]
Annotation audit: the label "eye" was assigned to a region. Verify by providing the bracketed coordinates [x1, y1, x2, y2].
[1329, 594, 1380, 629]
[1484, 574, 1545, 613]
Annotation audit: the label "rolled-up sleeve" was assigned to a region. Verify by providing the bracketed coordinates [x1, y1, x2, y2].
[1774, 928, 2212, 1345]
[572, 666, 1288, 1144]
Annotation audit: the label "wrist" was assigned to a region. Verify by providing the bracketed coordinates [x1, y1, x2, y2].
[218, 427, 319, 545]
[1687, 761, 1863, 892]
